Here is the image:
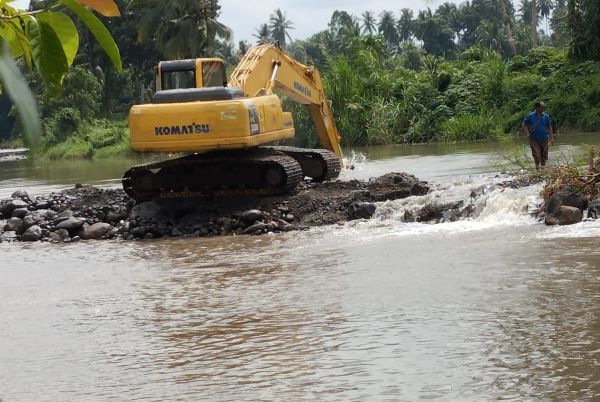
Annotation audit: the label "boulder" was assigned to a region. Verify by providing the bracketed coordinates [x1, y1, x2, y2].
[53, 210, 74, 225]
[54, 217, 84, 233]
[242, 209, 264, 223]
[11, 190, 31, 203]
[243, 222, 267, 235]
[11, 208, 29, 219]
[82, 223, 114, 240]
[546, 206, 583, 226]
[350, 202, 377, 220]
[588, 199, 600, 219]
[4, 217, 23, 233]
[49, 229, 70, 243]
[129, 202, 161, 220]
[0, 199, 28, 216]
[21, 225, 42, 242]
[555, 191, 589, 211]
[33, 200, 52, 210]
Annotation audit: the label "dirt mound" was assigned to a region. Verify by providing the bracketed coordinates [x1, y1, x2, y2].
[0, 172, 429, 243]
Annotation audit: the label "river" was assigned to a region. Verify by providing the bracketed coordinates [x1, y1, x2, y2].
[1, 135, 600, 401]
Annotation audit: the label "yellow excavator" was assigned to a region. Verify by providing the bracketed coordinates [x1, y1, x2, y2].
[123, 43, 343, 201]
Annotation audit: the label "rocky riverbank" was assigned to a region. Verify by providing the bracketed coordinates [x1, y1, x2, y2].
[0, 172, 430, 243]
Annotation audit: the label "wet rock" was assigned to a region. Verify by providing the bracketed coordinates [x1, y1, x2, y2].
[83, 223, 114, 240]
[243, 222, 267, 235]
[546, 206, 583, 226]
[53, 210, 74, 225]
[588, 199, 600, 219]
[33, 200, 52, 210]
[49, 229, 71, 243]
[11, 208, 29, 219]
[54, 217, 84, 233]
[129, 202, 161, 220]
[242, 209, 264, 223]
[4, 217, 23, 233]
[21, 225, 42, 242]
[408, 201, 466, 223]
[550, 191, 589, 212]
[350, 202, 377, 220]
[368, 173, 429, 201]
[11, 190, 31, 203]
[0, 199, 29, 216]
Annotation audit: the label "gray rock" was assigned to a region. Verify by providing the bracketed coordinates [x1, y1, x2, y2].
[242, 209, 264, 223]
[21, 225, 42, 242]
[11, 208, 29, 219]
[350, 202, 377, 220]
[243, 222, 267, 235]
[11, 190, 31, 203]
[49, 229, 71, 243]
[588, 199, 600, 219]
[546, 191, 588, 214]
[53, 210, 74, 225]
[83, 223, 113, 240]
[34, 200, 52, 210]
[4, 217, 23, 233]
[0, 199, 28, 216]
[55, 217, 84, 232]
[129, 202, 161, 220]
[546, 206, 583, 226]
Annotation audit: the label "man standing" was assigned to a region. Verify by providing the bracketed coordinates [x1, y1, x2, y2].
[522, 101, 554, 169]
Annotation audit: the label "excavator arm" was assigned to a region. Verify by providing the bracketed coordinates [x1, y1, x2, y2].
[230, 44, 343, 158]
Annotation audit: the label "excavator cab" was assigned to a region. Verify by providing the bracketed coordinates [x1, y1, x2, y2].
[156, 59, 227, 91]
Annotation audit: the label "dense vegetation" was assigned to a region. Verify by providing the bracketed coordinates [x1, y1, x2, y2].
[1, 0, 600, 158]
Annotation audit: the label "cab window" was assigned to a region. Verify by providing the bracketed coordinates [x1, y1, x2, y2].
[162, 70, 196, 90]
[202, 62, 226, 87]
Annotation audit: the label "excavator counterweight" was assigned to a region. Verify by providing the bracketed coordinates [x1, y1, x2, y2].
[124, 43, 343, 201]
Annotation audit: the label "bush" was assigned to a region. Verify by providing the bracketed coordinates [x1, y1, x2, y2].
[441, 108, 502, 142]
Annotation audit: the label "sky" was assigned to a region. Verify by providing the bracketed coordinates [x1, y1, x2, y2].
[12, 0, 520, 43]
[12, 0, 447, 42]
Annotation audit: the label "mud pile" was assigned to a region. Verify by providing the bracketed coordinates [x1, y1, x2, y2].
[0, 173, 429, 243]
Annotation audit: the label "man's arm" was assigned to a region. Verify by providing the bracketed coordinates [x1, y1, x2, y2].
[548, 123, 554, 143]
[522, 120, 530, 137]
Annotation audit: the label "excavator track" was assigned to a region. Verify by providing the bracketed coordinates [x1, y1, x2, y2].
[267, 146, 342, 182]
[123, 149, 303, 202]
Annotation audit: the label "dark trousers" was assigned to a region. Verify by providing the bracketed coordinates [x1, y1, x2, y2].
[529, 138, 549, 167]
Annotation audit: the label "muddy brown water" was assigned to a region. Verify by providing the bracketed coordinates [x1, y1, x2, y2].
[2, 134, 600, 401]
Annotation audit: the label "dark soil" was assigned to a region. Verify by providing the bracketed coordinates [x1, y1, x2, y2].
[0, 172, 429, 243]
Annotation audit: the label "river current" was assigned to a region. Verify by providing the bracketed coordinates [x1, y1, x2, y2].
[1, 136, 600, 401]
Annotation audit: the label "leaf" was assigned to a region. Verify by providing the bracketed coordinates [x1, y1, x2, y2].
[27, 17, 69, 96]
[4, 19, 33, 69]
[0, 39, 41, 147]
[59, 0, 122, 71]
[74, 0, 120, 17]
[37, 11, 79, 66]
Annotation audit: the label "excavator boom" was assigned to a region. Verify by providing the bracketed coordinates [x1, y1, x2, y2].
[230, 44, 343, 158]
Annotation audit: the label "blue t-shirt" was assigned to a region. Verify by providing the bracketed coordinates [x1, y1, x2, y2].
[523, 112, 551, 140]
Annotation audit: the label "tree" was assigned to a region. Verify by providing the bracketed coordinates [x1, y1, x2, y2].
[0, 0, 122, 144]
[398, 9, 415, 42]
[254, 23, 271, 43]
[568, 0, 600, 61]
[269, 8, 294, 48]
[378, 10, 400, 54]
[361, 11, 377, 35]
[496, 0, 518, 57]
[136, 0, 231, 59]
[531, 0, 538, 46]
[537, 0, 554, 33]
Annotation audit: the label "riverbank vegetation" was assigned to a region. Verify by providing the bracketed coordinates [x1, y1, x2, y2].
[1, 0, 600, 158]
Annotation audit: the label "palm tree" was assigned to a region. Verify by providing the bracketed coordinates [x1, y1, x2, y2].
[137, 0, 231, 59]
[496, 0, 517, 57]
[253, 23, 271, 43]
[537, 0, 554, 33]
[361, 11, 377, 35]
[519, 0, 532, 24]
[476, 20, 503, 52]
[531, 0, 538, 46]
[378, 10, 400, 54]
[398, 8, 415, 42]
[269, 9, 294, 48]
